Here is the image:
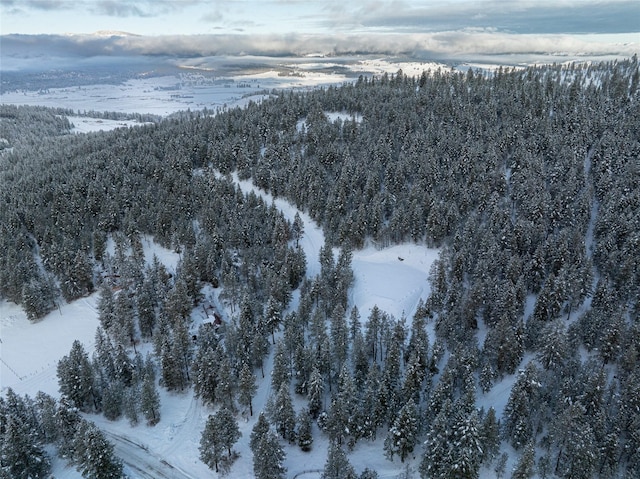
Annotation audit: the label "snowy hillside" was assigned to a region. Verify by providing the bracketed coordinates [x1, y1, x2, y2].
[2, 59, 638, 479]
[1, 172, 439, 478]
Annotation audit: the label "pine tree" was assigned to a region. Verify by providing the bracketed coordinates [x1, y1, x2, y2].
[57, 339, 96, 411]
[358, 364, 382, 441]
[250, 412, 270, 451]
[34, 391, 59, 443]
[327, 365, 357, 444]
[420, 398, 482, 479]
[270, 383, 296, 442]
[297, 408, 314, 451]
[292, 212, 304, 247]
[384, 399, 419, 463]
[238, 362, 257, 416]
[271, 339, 290, 392]
[54, 396, 83, 462]
[511, 441, 536, 479]
[0, 413, 51, 479]
[252, 430, 287, 479]
[21, 273, 57, 320]
[101, 380, 124, 421]
[307, 366, 324, 418]
[123, 385, 140, 426]
[480, 407, 500, 464]
[216, 353, 236, 412]
[265, 295, 283, 344]
[137, 274, 157, 339]
[330, 303, 349, 373]
[192, 343, 220, 405]
[503, 362, 541, 450]
[73, 420, 124, 479]
[537, 319, 569, 369]
[112, 289, 136, 348]
[140, 372, 160, 426]
[199, 414, 224, 473]
[199, 408, 241, 473]
[321, 441, 357, 479]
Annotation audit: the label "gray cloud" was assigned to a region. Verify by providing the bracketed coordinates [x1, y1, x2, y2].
[325, 1, 640, 35]
[2, 30, 636, 61]
[0, 0, 207, 17]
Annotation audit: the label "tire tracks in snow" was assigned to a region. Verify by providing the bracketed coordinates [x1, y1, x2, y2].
[104, 431, 197, 479]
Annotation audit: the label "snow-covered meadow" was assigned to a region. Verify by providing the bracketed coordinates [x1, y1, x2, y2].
[1, 58, 446, 117]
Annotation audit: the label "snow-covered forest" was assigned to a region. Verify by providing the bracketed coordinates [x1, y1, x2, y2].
[1, 57, 639, 478]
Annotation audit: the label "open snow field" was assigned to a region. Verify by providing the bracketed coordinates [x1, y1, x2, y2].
[1, 57, 448, 117]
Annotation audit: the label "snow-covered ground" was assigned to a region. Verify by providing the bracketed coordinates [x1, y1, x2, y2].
[67, 116, 151, 134]
[1, 57, 449, 118]
[1, 170, 442, 478]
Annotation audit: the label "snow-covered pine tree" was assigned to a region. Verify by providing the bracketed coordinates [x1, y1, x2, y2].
[0, 413, 51, 479]
[250, 412, 270, 451]
[57, 340, 96, 411]
[383, 398, 419, 462]
[199, 408, 241, 473]
[238, 362, 258, 416]
[73, 420, 124, 479]
[269, 383, 296, 443]
[140, 370, 161, 426]
[296, 407, 314, 451]
[252, 430, 287, 479]
[321, 441, 357, 479]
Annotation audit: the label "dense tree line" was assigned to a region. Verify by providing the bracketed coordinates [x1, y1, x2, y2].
[1, 56, 638, 477]
[0, 389, 123, 478]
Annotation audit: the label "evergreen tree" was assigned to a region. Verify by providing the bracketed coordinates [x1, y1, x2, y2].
[0, 413, 51, 479]
[216, 352, 236, 412]
[271, 339, 290, 392]
[307, 366, 325, 418]
[349, 306, 362, 343]
[265, 295, 283, 344]
[479, 407, 500, 464]
[269, 383, 296, 442]
[503, 362, 541, 450]
[384, 399, 419, 463]
[321, 441, 357, 479]
[101, 380, 124, 421]
[34, 391, 59, 443]
[57, 340, 96, 411]
[292, 211, 304, 247]
[330, 303, 349, 373]
[511, 441, 536, 479]
[136, 274, 157, 339]
[252, 430, 286, 479]
[420, 398, 481, 479]
[54, 396, 83, 462]
[192, 343, 221, 405]
[73, 420, 124, 479]
[98, 281, 116, 331]
[123, 385, 140, 426]
[238, 362, 257, 416]
[358, 364, 382, 441]
[199, 408, 240, 473]
[250, 412, 270, 451]
[140, 372, 160, 426]
[327, 365, 358, 444]
[537, 319, 569, 369]
[112, 289, 136, 348]
[21, 273, 57, 320]
[297, 408, 314, 452]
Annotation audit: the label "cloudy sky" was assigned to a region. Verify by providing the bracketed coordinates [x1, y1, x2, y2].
[1, 0, 638, 59]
